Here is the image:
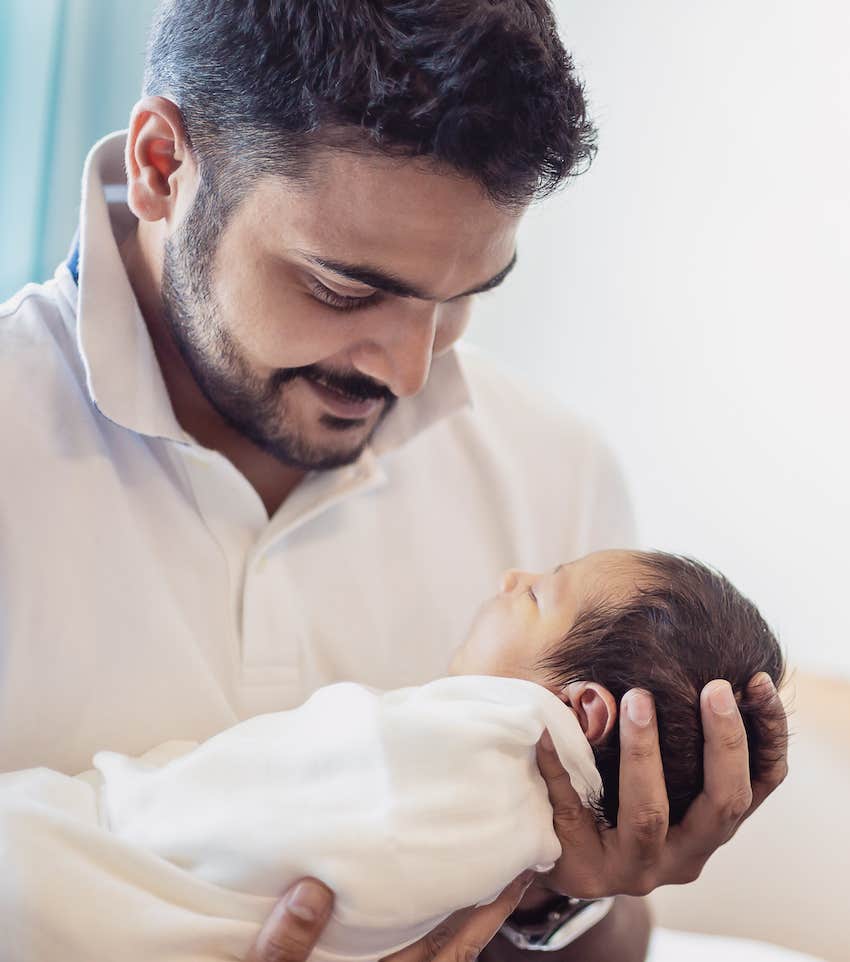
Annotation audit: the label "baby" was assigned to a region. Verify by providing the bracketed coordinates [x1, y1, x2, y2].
[449, 548, 788, 827]
[1, 549, 787, 962]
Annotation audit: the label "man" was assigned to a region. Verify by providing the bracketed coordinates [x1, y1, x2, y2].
[0, 2, 787, 961]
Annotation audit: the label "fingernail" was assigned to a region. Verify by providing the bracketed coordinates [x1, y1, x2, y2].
[707, 680, 737, 716]
[286, 881, 327, 923]
[625, 689, 654, 727]
[519, 870, 536, 887]
[539, 729, 555, 752]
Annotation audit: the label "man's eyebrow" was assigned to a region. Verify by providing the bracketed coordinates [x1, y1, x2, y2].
[295, 248, 518, 302]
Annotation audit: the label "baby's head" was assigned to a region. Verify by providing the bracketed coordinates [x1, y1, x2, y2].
[448, 549, 787, 827]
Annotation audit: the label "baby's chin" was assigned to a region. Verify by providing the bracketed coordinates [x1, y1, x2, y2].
[445, 648, 465, 675]
[445, 596, 504, 675]
[444, 634, 495, 677]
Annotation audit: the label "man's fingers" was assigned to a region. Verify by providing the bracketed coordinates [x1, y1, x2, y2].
[246, 878, 334, 962]
[382, 872, 535, 962]
[534, 728, 608, 896]
[664, 679, 752, 880]
[438, 871, 536, 960]
[616, 689, 669, 893]
[699, 679, 753, 835]
[387, 909, 472, 962]
[745, 672, 789, 811]
[536, 729, 604, 853]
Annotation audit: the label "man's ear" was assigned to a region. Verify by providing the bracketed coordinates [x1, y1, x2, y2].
[560, 680, 618, 745]
[125, 95, 197, 226]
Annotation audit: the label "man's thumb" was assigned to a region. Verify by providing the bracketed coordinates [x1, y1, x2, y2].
[246, 878, 335, 962]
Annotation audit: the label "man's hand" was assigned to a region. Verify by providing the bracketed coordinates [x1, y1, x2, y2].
[245, 872, 535, 962]
[535, 671, 788, 899]
[245, 878, 334, 962]
[382, 871, 536, 962]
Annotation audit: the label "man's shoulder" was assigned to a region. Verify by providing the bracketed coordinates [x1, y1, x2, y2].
[0, 273, 94, 465]
[1, 272, 78, 354]
[0, 272, 86, 403]
[453, 344, 613, 466]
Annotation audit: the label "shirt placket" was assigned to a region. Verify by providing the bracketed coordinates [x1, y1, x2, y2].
[238, 451, 388, 715]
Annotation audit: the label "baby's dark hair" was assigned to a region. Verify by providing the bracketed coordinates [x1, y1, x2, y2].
[536, 552, 788, 828]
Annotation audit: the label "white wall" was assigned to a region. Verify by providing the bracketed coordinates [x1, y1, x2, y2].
[465, 1, 850, 679]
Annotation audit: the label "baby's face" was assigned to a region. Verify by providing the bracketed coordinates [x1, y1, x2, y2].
[448, 549, 642, 682]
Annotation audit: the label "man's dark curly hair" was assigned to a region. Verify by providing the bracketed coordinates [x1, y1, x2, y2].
[536, 552, 789, 828]
[143, 0, 596, 215]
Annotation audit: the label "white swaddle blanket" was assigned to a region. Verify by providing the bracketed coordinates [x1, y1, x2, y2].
[0, 675, 601, 962]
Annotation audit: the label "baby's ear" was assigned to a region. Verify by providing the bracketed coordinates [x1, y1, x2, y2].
[562, 681, 618, 745]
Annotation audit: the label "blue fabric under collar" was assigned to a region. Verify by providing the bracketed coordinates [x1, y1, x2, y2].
[66, 229, 80, 286]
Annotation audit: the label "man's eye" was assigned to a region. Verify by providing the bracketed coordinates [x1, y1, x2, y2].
[309, 279, 381, 313]
[527, 586, 538, 605]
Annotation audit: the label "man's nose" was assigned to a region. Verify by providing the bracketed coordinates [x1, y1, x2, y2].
[352, 304, 438, 398]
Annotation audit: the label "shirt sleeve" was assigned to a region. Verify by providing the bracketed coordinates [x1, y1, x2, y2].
[0, 762, 269, 962]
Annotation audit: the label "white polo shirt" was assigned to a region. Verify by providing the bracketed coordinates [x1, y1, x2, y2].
[0, 131, 636, 776]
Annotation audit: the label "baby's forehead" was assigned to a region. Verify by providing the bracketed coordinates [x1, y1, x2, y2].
[585, 549, 647, 580]
[580, 550, 652, 603]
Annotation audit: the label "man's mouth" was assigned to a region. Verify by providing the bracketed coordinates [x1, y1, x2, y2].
[303, 377, 385, 420]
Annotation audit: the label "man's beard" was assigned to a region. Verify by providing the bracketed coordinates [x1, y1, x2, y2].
[158, 182, 395, 472]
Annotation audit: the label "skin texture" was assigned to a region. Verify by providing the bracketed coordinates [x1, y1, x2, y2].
[120, 97, 790, 962]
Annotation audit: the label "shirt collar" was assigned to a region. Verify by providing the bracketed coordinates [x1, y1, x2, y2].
[63, 130, 472, 456]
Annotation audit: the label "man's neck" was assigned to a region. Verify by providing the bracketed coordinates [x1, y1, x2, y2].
[118, 224, 306, 518]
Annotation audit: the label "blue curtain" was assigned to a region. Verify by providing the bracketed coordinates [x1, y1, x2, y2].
[0, 0, 158, 298]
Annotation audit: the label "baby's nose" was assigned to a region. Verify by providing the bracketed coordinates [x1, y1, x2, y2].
[499, 570, 520, 593]
[499, 569, 532, 593]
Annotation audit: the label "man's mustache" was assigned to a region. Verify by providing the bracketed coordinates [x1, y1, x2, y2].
[273, 364, 395, 403]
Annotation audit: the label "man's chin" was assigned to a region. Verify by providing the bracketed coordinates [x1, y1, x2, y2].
[236, 388, 394, 472]
[254, 419, 375, 472]
[267, 438, 368, 472]
[305, 396, 394, 456]
[317, 412, 381, 434]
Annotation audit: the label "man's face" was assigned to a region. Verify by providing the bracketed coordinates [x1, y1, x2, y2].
[160, 148, 523, 470]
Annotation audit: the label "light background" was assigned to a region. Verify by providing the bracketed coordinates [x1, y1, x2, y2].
[466, 0, 850, 680]
[0, 0, 157, 290]
[2, 1, 847, 678]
